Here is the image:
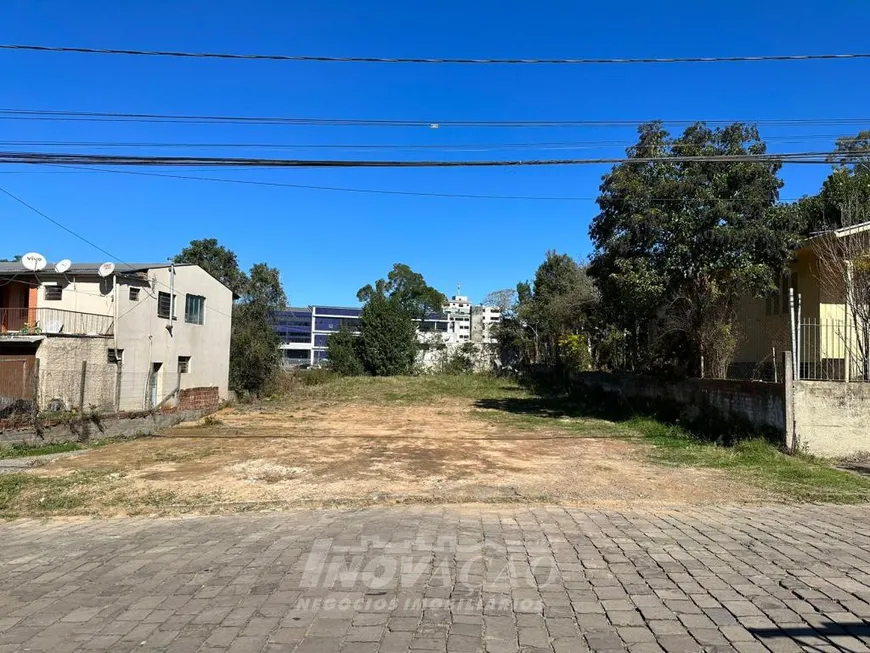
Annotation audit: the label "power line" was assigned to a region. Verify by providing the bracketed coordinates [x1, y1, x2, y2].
[0, 183, 235, 319]
[0, 150, 859, 167]
[3, 108, 870, 129]
[51, 164, 596, 201]
[0, 184, 120, 261]
[51, 164, 803, 204]
[0, 133, 860, 152]
[3, 43, 870, 65]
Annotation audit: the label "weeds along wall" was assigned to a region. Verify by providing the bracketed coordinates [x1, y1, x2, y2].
[568, 372, 787, 443]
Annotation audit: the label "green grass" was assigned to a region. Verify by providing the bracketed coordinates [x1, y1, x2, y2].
[0, 470, 112, 515]
[0, 442, 83, 459]
[631, 417, 870, 503]
[282, 373, 524, 406]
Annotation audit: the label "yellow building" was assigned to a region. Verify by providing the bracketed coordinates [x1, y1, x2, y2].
[732, 221, 870, 381]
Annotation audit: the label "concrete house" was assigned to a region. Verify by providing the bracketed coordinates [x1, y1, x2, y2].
[731, 221, 870, 381]
[0, 261, 232, 413]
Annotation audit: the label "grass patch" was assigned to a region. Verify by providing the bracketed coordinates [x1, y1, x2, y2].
[473, 408, 626, 437]
[631, 417, 870, 503]
[0, 470, 114, 516]
[280, 374, 524, 406]
[0, 442, 83, 459]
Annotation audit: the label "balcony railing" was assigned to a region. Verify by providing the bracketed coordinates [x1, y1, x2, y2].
[0, 307, 114, 336]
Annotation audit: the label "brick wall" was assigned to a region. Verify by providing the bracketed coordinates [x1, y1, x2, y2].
[178, 386, 220, 410]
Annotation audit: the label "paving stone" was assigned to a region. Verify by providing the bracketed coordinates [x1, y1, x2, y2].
[1, 505, 869, 652]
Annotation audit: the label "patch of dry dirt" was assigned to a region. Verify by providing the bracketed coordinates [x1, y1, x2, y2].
[31, 397, 767, 512]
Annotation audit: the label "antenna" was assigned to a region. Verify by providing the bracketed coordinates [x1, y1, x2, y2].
[54, 259, 72, 274]
[97, 262, 116, 278]
[21, 252, 47, 271]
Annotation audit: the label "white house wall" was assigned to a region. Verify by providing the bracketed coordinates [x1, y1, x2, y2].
[115, 266, 232, 410]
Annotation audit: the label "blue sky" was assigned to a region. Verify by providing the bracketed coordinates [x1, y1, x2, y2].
[2, 1, 869, 306]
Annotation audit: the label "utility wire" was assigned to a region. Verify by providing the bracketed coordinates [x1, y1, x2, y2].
[0, 150, 861, 167]
[51, 164, 803, 204]
[3, 108, 870, 129]
[0, 182, 235, 318]
[0, 133, 861, 152]
[3, 43, 870, 65]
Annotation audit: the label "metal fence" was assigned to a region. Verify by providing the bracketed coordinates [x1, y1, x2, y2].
[0, 307, 113, 336]
[1, 363, 180, 422]
[798, 318, 870, 381]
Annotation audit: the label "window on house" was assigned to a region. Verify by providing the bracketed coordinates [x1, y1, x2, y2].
[44, 286, 63, 301]
[157, 291, 174, 319]
[107, 348, 123, 364]
[129, 287, 140, 301]
[184, 294, 205, 325]
[177, 356, 191, 374]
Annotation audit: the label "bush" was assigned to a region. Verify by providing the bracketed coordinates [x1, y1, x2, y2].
[327, 327, 365, 376]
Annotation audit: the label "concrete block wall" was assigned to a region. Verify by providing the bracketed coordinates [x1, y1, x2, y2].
[36, 336, 117, 411]
[178, 386, 220, 410]
[793, 381, 870, 457]
[572, 372, 786, 442]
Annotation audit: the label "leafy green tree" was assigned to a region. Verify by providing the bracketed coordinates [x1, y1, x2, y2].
[357, 263, 446, 320]
[327, 327, 365, 376]
[174, 238, 287, 395]
[230, 301, 281, 395]
[494, 253, 596, 368]
[0, 255, 22, 262]
[246, 263, 287, 309]
[589, 121, 798, 377]
[358, 291, 417, 376]
[173, 238, 248, 296]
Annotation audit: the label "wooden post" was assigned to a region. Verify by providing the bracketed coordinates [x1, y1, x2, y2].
[114, 361, 122, 416]
[78, 360, 87, 441]
[78, 361, 87, 414]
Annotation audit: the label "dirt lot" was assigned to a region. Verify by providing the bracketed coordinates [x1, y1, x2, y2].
[22, 376, 768, 513]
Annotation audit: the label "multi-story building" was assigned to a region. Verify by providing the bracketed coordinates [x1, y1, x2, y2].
[273, 295, 500, 367]
[1, 260, 232, 412]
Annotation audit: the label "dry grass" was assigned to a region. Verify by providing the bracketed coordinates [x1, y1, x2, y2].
[0, 375, 778, 517]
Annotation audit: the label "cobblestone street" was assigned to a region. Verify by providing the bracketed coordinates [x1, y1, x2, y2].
[1, 504, 869, 652]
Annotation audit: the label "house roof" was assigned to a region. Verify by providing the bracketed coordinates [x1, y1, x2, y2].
[808, 220, 870, 241]
[0, 261, 171, 277]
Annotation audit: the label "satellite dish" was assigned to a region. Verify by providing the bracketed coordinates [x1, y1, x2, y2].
[21, 252, 47, 271]
[54, 259, 72, 274]
[98, 262, 116, 278]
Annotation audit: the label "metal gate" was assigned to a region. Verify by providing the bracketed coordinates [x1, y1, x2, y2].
[0, 356, 35, 400]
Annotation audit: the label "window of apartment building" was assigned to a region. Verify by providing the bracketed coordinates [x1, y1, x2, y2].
[107, 348, 123, 364]
[184, 294, 205, 325]
[177, 356, 191, 374]
[129, 287, 140, 301]
[157, 292, 174, 319]
[44, 285, 63, 301]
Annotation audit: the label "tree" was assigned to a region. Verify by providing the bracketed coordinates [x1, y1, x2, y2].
[174, 238, 287, 395]
[358, 290, 418, 376]
[173, 238, 248, 296]
[482, 288, 517, 315]
[488, 254, 597, 370]
[589, 121, 799, 377]
[246, 263, 287, 309]
[357, 263, 446, 320]
[230, 301, 281, 395]
[0, 255, 22, 262]
[327, 327, 365, 376]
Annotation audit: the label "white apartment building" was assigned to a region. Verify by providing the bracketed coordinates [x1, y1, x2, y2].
[0, 261, 232, 412]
